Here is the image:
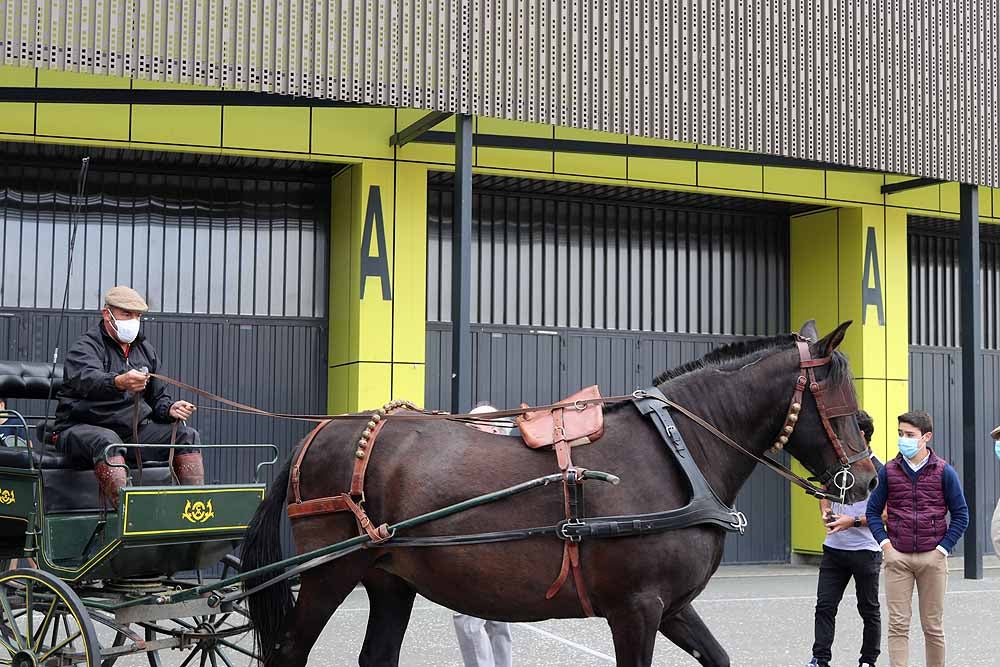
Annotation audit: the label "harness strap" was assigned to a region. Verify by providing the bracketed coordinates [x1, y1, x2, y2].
[290, 420, 333, 504]
[544, 407, 595, 617]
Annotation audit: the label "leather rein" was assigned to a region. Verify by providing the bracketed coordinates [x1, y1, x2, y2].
[147, 338, 863, 502]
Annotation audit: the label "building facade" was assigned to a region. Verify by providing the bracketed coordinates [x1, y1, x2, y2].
[1, 3, 998, 562]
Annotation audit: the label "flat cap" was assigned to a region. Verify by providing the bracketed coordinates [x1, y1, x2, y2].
[103, 285, 149, 313]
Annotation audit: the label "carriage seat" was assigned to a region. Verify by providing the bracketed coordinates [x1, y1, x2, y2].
[516, 385, 605, 449]
[0, 360, 65, 399]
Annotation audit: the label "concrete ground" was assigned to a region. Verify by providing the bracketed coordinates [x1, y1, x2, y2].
[139, 556, 1000, 666]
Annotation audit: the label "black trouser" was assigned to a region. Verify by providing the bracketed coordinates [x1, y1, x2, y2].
[56, 421, 200, 466]
[812, 545, 882, 666]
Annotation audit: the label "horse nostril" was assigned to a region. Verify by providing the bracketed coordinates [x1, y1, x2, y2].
[868, 477, 879, 492]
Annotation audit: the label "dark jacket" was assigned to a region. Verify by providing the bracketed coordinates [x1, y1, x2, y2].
[866, 448, 970, 554]
[54, 320, 175, 436]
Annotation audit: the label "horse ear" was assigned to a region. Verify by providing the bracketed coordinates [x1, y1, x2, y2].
[798, 320, 820, 342]
[816, 321, 852, 355]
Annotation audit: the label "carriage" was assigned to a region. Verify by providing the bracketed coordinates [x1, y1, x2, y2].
[0, 360, 275, 666]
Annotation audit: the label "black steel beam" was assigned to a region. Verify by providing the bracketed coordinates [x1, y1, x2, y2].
[959, 183, 984, 580]
[450, 114, 473, 414]
[415, 131, 884, 174]
[881, 177, 944, 195]
[388, 110, 453, 147]
[0, 86, 366, 107]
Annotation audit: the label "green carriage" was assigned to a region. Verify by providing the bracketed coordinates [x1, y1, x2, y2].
[0, 361, 275, 666]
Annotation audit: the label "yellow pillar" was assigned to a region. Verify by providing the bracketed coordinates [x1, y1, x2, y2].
[789, 205, 909, 554]
[327, 160, 428, 413]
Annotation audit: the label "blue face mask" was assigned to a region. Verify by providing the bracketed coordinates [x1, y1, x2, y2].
[898, 436, 921, 459]
[994, 440, 1000, 462]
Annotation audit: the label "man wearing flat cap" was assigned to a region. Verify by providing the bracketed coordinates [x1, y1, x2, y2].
[53, 286, 204, 506]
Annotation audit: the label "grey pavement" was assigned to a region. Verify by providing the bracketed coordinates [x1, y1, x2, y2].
[127, 556, 1000, 666]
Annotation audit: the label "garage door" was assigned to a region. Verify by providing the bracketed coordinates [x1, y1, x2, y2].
[0, 143, 333, 493]
[425, 174, 808, 564]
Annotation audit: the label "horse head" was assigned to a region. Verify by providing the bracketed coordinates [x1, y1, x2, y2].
[778, 320, 877, 504]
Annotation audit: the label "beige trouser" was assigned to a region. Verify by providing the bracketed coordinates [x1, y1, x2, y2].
[884, 548, 949, 667]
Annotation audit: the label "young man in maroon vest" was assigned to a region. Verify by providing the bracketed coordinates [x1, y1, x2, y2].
[866, 410, 969, 667]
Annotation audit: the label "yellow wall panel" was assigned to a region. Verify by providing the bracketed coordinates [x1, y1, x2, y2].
[396, 110, 455, 164]
[554, 127, 626, 179]
[328, 365, 352, 414]
[697, 162, 762, 192]
[883, 208, 909, 380]
[980, 187, 994, 218]
[355, 362, 393, 410]
[790, 209, 840, 334]
[476, 117, 553, 172]
[626, 136, 697, 185]
[992, 188, 1000, 219]
[764, 167, 824, 199]
[36, 69, 130, 88]
[222, 107, 310, 153]
[885, 380, 909, 460]
[329, 169, 357, 368]
[0, 104, 34, 134]
[856, 378, 889, 461]
[940, 182, 960, 213]
[312, 107, 395, 159]
[0, 65, 36, 86]
[355, 160, 395, 363]
[790, 459, 827, 555]
[392, 162, 428, 364]
[131, 105, 222, 146]
[392, 363, 426, 405]
[826, 172, 884, 205]
[883, 176, 939, 211]
[36, 103, 130, 141]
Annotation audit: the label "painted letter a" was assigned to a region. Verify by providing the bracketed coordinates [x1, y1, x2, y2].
[360, 185, 392, 300]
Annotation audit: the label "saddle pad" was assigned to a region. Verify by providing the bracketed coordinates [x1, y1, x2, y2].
[517, 385, 604, 449]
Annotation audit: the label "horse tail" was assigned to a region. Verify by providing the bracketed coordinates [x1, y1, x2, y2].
[241, 454, 293, 664]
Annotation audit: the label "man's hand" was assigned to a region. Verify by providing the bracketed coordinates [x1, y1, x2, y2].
[114, 369, 149, 392]
[169, 401, 196, 421]
[825, 514, 855, 534]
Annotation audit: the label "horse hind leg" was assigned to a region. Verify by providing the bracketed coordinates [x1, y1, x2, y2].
[268, 552, 375, 667]
[358, 569, 418, 667]
[659, 603, 731, 667]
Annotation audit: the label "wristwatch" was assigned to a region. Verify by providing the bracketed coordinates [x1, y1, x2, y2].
[853, 516, 862, 528]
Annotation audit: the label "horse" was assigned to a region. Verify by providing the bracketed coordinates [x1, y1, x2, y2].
[240, 320, 877, 666]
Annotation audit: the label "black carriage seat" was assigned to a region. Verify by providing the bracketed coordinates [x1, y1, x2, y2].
[0, 360, 176, 511]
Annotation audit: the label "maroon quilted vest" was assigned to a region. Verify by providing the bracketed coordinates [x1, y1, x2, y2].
[885, 450, 948, 553]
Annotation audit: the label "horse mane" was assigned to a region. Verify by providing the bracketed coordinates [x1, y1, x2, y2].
[605, 333, 851, 412]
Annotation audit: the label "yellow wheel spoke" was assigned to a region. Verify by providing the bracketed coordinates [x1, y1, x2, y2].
[38, 629, 81, 662]
[0, 589, 23, 651]
[32, 596, 58, 653]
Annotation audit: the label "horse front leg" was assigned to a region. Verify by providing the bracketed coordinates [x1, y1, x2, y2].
[605, 593, 666, 667]
[359, 568, 418, 667]
[268, 555, 372, 667]
[658, 603, 731, 667]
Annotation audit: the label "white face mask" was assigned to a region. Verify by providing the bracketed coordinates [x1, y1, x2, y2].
[107, 310, 140, 344]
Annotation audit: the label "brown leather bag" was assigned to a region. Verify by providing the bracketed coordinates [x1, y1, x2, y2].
[516, 385, 605, 449]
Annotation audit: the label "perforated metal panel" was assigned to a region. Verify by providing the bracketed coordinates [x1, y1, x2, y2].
[2, 1, 998, 186]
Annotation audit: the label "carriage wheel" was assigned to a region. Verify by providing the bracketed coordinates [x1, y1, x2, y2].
[0, 568, 100, 666]
[144, 556, 260, 667]
[143, 602, 259, 667]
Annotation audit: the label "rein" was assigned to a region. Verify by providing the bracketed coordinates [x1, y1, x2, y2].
[148, 340, 857, 501]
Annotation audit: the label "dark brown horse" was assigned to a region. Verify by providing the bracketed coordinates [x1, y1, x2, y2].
[241, 320, 876, 666]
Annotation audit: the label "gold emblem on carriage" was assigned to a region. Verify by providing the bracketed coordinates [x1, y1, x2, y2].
[181, 499, 215, 523]
[0, 489, 14, 505]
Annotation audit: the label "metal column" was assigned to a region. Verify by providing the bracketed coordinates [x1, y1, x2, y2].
[450, 114, 473, 414]
[959, 183, 984, 579]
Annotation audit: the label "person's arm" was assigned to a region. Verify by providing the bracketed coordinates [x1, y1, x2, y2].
[141, 346, 175, 423]
[866, 466, 891, 548]
[937, 464, 970, 555]
[819, 497, 832, 518]
[63, 338, 123, 400]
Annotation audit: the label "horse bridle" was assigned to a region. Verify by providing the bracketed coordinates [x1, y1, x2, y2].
[768, 335, 871, 497]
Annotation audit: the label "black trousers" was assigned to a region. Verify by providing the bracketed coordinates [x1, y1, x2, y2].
[57, 421, 200, 466]
[812, 545, 882, 666]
